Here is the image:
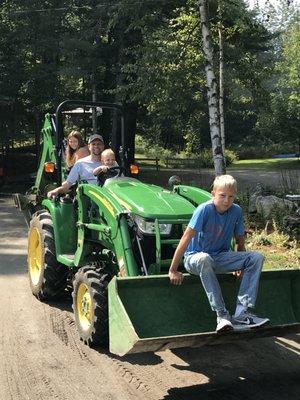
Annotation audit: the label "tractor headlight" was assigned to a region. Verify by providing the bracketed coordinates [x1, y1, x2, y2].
[134, 216, 172, 236]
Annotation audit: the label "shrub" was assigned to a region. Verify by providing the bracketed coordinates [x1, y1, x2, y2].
[280, 169, 300, 194]
[135, 135, 238, 168]
[233, 141, 299, 160]
[247, 222, 296, 249]
[225, 149, 238, 165]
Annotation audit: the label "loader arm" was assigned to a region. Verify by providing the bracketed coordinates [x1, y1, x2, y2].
[34, 114, 60, 194]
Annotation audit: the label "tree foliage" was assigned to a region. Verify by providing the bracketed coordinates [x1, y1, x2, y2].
[0, 0, 298, 157]
[256, 21, 300, 146]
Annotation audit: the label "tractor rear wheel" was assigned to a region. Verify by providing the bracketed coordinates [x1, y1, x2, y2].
[72, 265, 110, 347]
[28, 211, 68, 300]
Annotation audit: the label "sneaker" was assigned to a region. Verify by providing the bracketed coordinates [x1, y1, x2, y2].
[232, 311, 269, 328]
[216, 315, 233, 332]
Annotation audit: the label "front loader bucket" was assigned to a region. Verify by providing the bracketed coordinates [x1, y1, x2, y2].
[108, 269, 300, 356]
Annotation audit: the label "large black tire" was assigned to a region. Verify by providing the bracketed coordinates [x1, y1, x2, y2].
[28, 210, 68, 300]
[72, 264, 110, 347]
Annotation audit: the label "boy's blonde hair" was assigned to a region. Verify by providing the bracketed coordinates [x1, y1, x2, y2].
[212, 174, 237, 192]
[101, 148, 115, 159]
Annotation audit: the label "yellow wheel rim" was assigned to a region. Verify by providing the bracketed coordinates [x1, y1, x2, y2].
[77, 283, 93, 331]
[28, 227, 43, 285]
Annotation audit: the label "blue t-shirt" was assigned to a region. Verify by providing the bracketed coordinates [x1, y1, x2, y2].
[67, 156, 102, 185]
[185, 200, 245, 257]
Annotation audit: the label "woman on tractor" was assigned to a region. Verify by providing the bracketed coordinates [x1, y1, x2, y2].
[65, 130, 90, 170]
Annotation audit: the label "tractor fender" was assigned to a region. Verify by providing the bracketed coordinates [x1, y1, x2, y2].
[174, 185, 212, 206]
[79, 185, 139, 276]
[41, 198, 77, 256]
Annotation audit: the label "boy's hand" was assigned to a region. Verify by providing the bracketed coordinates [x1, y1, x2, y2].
[233, 270, 243, 278]
[93, 166, 109, 175]
[93, 167, 102, 175]
[169, 270, 184, 285]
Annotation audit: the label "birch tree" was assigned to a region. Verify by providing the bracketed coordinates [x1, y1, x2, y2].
[198, 0, 225, 176]
[218, 0, 226, 165]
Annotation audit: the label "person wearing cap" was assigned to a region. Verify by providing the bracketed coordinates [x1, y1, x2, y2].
[47, 134, 105, 198]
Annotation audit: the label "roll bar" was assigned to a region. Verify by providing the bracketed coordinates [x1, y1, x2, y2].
[55, 100, 125, 186]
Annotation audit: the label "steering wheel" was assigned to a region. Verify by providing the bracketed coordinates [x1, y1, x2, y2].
[106, 166, 125, 178]
[97, 166, 125, 186]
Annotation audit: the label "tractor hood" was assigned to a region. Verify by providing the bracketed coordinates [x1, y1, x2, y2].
[104, 178, 195, 219]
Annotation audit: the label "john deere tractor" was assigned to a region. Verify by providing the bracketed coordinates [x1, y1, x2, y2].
[14, 100, 300, 356]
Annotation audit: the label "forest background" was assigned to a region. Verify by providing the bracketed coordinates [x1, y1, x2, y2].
[0, 0, 299, 162]
[0, 0, 299, 269]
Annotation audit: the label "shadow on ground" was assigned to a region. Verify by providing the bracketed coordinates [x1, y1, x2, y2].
[162, 336, 300, 400]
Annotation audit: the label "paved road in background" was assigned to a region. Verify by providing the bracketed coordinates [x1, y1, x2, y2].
[140, 167, 299, 192]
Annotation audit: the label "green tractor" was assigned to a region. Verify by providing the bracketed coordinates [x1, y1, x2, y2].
[15, 100, 300, 356]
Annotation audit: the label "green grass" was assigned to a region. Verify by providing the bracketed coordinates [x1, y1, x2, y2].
[230, 158, 300, 171]
[136, 153, 300, 171]
[246, 229, 300, 270]
[257, 247, 300, 270]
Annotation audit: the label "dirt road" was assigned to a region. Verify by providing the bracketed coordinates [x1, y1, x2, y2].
[0, 196, 299, 400]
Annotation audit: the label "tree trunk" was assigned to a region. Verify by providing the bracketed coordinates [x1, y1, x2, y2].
[110, 16, 140, 167]
[198, 0, 225, 176]
[34, 108, 40, 159]
[92, 77, 97, 135]
[124, 103, 137, 165]
[218, 1, 226, 165]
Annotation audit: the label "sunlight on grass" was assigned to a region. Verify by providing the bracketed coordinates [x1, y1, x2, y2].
[247, 229, 300, 270]
[231, 158, 300, 170]
[262, 251, 300, 270]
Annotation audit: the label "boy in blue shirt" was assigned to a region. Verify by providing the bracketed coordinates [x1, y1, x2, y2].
[169, 174, 269, 332]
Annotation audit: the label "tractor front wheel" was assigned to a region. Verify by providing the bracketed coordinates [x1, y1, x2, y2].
[28, 211, 68, 300]
[72, 265, 110, 347]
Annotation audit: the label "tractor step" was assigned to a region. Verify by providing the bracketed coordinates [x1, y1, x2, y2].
[57, 254, 75, 266]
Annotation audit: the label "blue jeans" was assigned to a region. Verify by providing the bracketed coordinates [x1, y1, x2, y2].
[184, 251, 264, 315]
